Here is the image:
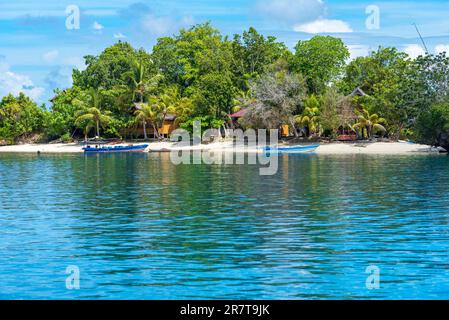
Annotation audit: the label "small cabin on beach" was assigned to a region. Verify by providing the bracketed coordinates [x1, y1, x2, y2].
[336, 87, 367, 141]
[156, 114, 177, 138]
[133, 103, 178, 139]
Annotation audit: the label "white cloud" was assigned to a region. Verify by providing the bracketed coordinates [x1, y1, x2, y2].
[257, 0, 325, 24]
[403, 44, 426, 59]
[293, 19, 353, 33]
[347, 45, 371, 60]
[43, 50, 59, 63]
[435, 44, 449, 54]
[64, 56, 86, 71]
[118, 3, 195, 38]
[84, 9, 117, 17]
[0, 62, 44, 100]
[113, 32, 127, 39]
[92, 21, 104, 31]
[0, 58, 8, 71]
[140, 14, 194, 37]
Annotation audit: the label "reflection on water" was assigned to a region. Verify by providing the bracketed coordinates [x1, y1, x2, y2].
[1, 153, 449, 299]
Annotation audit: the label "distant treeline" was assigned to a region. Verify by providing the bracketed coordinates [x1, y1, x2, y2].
[1, 22, 449, 145]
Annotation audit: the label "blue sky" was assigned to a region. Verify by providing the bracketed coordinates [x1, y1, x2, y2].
[1, 0, 449, 105]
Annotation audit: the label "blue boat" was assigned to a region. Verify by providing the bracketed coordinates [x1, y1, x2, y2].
[83, 144, 149, 153]
[263, 145, 319, 154]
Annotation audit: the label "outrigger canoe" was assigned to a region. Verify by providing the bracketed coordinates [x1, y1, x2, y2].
[263, 145, 319, 154]
[83, 144, 149, 153]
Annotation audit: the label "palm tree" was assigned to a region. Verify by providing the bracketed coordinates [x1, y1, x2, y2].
[128, 59, 146, 103]
[295, 106, 320, 137]
[157, 86, 192, 123]
[75, 89, 113, 139]
[352, 108, 387, 139]
[79, 122, 95, 142]
[134, 103, 158, 140]
[125, 58, 162, 103]
[146, 86, 193, 140]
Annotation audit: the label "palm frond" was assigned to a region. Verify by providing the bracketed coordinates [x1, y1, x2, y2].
[373, 124, 387, 133]
[75, 114, 94, 126]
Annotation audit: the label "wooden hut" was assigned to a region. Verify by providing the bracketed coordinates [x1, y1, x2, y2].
[350, 87, 367, 97]
[133, 103, 178, 138]
[336, 87, 367, 141]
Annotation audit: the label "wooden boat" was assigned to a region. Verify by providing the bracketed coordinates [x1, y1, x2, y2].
[83, 144, 149, 153]
[337, 134, 357, 141]
[263, 145, 319, 154]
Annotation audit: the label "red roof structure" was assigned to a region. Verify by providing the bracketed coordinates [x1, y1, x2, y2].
[229, 108, 248, 118]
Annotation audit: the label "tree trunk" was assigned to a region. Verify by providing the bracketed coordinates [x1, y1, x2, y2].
[96, 121, 100, 138]
[143, 120, 148, 140]
[290, 120, 299, 137]
[152, 123, 159, 140]
[160, 112, 167, 140]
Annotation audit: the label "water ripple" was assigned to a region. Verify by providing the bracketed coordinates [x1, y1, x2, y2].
[1, 153, 449, 299]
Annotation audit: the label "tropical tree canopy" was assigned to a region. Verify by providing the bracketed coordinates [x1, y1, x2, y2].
[1, 23, 449, 145]
[74, 89, 113, 139]
[292, 36, 350, 94]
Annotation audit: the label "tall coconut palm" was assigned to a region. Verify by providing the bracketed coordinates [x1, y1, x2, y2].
[75, 89, 112, 139]
[126, 58, 162, 103]
[352, 108, 387, 139]
[134, 103, 158, 140]
[128, 59, 146, 103]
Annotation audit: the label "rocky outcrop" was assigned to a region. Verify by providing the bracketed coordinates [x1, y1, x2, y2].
[437, 133, 449, 152]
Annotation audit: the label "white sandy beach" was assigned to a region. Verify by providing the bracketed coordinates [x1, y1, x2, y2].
[315, 142, 443, 155]
[0, 141, 444, 155]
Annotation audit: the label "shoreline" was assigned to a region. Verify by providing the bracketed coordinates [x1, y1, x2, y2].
[0, 141, 445, 155]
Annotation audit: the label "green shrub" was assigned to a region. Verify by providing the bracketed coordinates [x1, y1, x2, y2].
[415, 103, 449, 144]
[61, 133, 72, 143]
[0, 93, 47, 142]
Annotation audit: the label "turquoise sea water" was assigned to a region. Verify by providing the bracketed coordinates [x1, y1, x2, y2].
[1, 153, 449, 299]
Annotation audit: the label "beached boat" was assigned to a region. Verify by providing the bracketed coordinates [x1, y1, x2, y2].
[263, 145, 319, 154]
[83, 144, 149, 153]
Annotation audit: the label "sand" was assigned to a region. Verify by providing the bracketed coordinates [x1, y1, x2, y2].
[0, 143, 84, 153]
[0, 141, 444, 155]
[315, 142, 443, 155]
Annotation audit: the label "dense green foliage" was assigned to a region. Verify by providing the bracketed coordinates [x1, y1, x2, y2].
[338, 48, 449, 140]
[0, 93, 46, 143]
[293, 36, 349, 94]
[415, 103, 449, 145]
[1, 22, 449, 145]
